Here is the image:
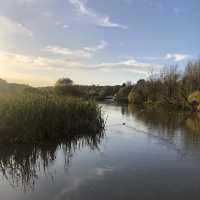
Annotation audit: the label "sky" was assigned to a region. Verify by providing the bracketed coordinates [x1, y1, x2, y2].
[0, 0, 199, 86]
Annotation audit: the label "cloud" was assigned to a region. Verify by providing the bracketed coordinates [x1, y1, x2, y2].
[68, 0, 127, 29]
[93, 59, 162, 74]
[0, 16, 33, 37]
[165, 53, 190, 62]
[83, 40, 108, 52]
[0, 51, 63, 86]
[97, 17, 127, 29]
[45, 46, 92, 59]
[0, 49, 167, 86]
[136, 53, 192, 62]
[45, 41, 109, 58]
[0, 51, 54, 69]
[0, 51, 161, 75]
[0, 50, 92, 71]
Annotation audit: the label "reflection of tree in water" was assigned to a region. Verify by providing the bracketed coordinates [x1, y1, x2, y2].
[120, 106, 130, 117]
[128, 105, 185, 133]
[0, 133, 104, 192]
[185, 113, 200, 133]
[183, 113, 200, 151]
[127, 105, 200, 154]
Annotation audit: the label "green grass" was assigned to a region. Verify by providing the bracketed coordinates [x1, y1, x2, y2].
[0, 93, 105, 143]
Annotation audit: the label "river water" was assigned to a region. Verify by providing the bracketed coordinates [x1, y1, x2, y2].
[0, 103, 200, 200]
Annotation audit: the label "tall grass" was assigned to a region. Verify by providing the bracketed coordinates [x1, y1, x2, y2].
[0, 93, 105, 143]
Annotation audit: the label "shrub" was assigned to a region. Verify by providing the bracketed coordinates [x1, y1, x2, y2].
[188, 91, 200, 104]
[188, 91, 200, 111]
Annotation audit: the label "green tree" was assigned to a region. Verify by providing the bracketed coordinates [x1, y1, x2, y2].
[128, 79, 148, 105]
[54, 78, 81, 96]
[55, 78, 73, 87]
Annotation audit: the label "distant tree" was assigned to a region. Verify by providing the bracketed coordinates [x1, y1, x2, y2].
[161, 65, 180, 99]
[55, 78, 73, 87]
[122, 83, 126, 87]
[183, 60, 200, 93]
[128, 79, 148, 105]
[54, 78, 83, 97]
[116, 85, 132, 103]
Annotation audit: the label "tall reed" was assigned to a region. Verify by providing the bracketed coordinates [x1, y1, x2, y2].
[0, 93, 105, 143]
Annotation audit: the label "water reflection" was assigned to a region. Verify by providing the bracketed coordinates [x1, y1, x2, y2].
[125, 105, 200, 154]
[1, 104, 200, 199]
[0, 133, 104, 192]
[185, 113, 200, 132]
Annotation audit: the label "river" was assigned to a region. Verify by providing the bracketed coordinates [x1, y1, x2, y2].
[0, 103, 200, 200]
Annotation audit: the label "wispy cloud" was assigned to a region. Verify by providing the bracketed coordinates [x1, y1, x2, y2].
[165, 53, 191, 61]
[45, 46, 92, 59]
[68, 0, 127, 29]
[93, 59, 162, 74]
[0, 51, 76, 70]
[0, 16, 33, 37]
[44, 40, 109, 58]
[83, 40, 108, 52]
[136, 53, 192, 62]
[0, 50, 161, 75]
[97, 17, 127, 29]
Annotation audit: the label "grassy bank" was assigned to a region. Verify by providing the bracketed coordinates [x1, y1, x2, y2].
[0, 93, 105, 144]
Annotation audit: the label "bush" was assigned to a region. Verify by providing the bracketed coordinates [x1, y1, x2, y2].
[188, 91, 200, 104]
[188, 91, 200, 111]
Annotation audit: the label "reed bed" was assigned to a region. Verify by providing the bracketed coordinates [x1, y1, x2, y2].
[0, 93, 105, 143]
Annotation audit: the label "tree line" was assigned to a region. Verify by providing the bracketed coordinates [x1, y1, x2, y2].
[1, 59, 200, 112]
[127, 59, 200, 112]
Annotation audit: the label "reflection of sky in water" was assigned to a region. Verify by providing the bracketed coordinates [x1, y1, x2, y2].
[1, 103, 200, 200]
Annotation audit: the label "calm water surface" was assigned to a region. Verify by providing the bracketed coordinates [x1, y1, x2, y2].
[1, 103, 200, 200]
